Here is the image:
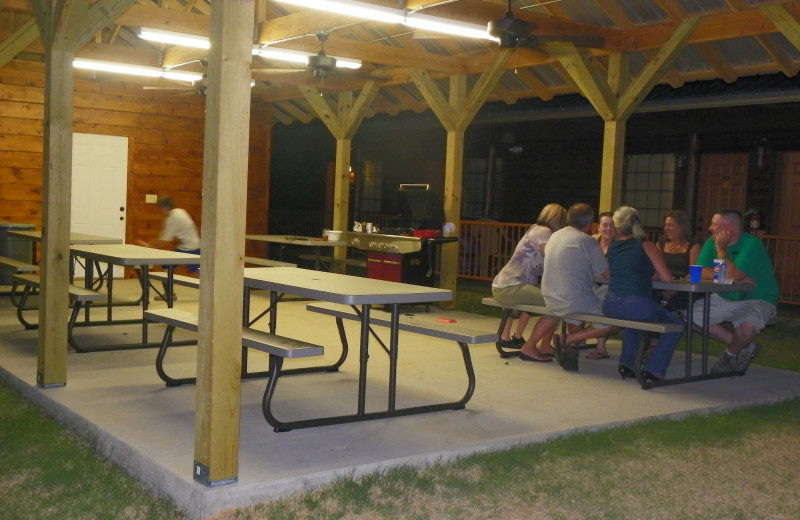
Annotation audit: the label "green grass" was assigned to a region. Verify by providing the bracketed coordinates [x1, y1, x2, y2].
[0, 383, 188, 520]
[218, 399, 800, 520]
[2, 282, 799, 519]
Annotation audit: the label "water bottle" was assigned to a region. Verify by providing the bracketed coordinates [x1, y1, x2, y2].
[713, 259, 728, 284]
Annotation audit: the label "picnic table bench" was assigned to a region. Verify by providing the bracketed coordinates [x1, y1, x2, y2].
[1, 255, 38, 305]
[482, 297, 685, 389]
[143, 308, 324, 388]
[12, 274, 106, 351]
[304, 301, 498, 430]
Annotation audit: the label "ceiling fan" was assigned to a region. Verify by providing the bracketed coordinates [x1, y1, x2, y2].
[255, 32, 384, 84]
[487, 0, 604, 50]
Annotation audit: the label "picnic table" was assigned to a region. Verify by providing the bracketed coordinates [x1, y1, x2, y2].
[67, 244, 200, 351]
[245, 234, 347, 271]
[242, 266, 463, 430]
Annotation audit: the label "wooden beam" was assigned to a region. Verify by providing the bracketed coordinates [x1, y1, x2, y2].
[545, 43, 617, 121]
[761, 3, 800, 51]
[258, 11, 356, 44]
[455, 49, 511, 130]
[509, 68, 554, 101]
[115, 4, 210, 35]
[408, 68, 456, 129]
[695, 42, 738, 83]
[617, 16, 700, 120]
[758, 35, 800, 77]
[0, 18, 40, 68]
[622, 5, 800, 51]
[56, 0, 138, 52]
[194, 0, 255, 488]
[299, 88, 343, 136]
[342, 75, 383, 139]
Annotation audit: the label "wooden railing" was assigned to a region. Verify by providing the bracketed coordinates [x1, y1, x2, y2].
[268, 210, 800, 304]
[458, 221, 530, 280]
[762, 235, 800, 305]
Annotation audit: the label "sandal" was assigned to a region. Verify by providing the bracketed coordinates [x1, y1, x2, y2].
[519, 351, 552, 363]
[585, 350, 610, 360]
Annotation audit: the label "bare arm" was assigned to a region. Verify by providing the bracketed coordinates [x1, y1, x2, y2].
[688, 242, 701, 266]
[643, 241, 672, 282]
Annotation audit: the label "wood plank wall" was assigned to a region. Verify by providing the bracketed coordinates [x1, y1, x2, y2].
[0, 60, 270, 260]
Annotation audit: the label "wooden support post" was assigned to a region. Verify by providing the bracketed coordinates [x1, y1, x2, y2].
[599, 119, 626, 213]
[37, 47, 73, 388]
[30, 0, 137, 388]
[193, 0, 255, 487]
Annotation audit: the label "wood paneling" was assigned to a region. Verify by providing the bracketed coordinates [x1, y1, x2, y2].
[0, 60, 270, 252]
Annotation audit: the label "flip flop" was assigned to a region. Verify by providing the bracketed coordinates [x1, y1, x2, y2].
[519, 351, 553, 363]
[585, 350, 610, 360]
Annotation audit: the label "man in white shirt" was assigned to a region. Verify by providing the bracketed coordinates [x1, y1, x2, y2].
[136, 196, 200, 296]
[542, 203, 618, 370]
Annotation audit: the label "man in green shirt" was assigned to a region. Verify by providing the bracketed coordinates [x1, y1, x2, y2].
[694, 209, 779, 374]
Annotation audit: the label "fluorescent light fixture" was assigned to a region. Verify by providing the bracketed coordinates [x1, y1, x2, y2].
[253, 47, 362, 69]
[273, 0, 404, 24]
[73, 58, 204, 83]
[163, 70, 205, 82]
[404, 13, 495, 41]
[139, 27, 211, 49]
[273, 0, 493, 40]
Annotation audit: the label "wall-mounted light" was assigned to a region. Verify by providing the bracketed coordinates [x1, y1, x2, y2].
[139, 27, 211, 49]
[73, 58, 204, 83]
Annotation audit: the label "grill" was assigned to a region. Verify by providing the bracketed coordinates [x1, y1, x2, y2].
[346, 185, 456, 286]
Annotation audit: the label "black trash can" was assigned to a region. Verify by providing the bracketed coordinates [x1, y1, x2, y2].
[0, 222, 35, 285]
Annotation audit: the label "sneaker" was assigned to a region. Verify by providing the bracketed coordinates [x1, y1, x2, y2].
[710, 351, 736, 375]
[732, 342, 762, 372]
[511, 336, 526, 347]
[497, 338, 522, 350]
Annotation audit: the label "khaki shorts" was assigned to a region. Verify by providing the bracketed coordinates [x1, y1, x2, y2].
[492, 284, 546, 306]
[692, 293, 776, 332]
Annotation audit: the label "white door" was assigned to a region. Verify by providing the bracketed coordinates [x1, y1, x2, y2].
[72, 133, 129, 277]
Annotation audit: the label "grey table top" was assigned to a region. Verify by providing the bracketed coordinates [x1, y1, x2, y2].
[595, 275, 755, 294]
[651, 278, 755, 293]
[245, 235, 347, 247]
[8, 230, 123, 244]
[69, 244, 200, 266]
[244, 267, 452, 305]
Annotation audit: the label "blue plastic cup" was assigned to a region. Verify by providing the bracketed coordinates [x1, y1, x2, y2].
[689, 265, 702, 283]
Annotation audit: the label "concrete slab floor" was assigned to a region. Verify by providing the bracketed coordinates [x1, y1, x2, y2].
[1, 284, 799, 519]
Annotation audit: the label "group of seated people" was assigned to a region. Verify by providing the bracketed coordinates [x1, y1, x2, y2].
[492, 202, 779, 381]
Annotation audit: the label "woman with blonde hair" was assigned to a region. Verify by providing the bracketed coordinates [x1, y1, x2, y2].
[492, 203, 567, 361]
[602, 206, 683, 381]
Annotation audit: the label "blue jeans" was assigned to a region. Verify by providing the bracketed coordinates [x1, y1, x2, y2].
[602, 292, 683, 378]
